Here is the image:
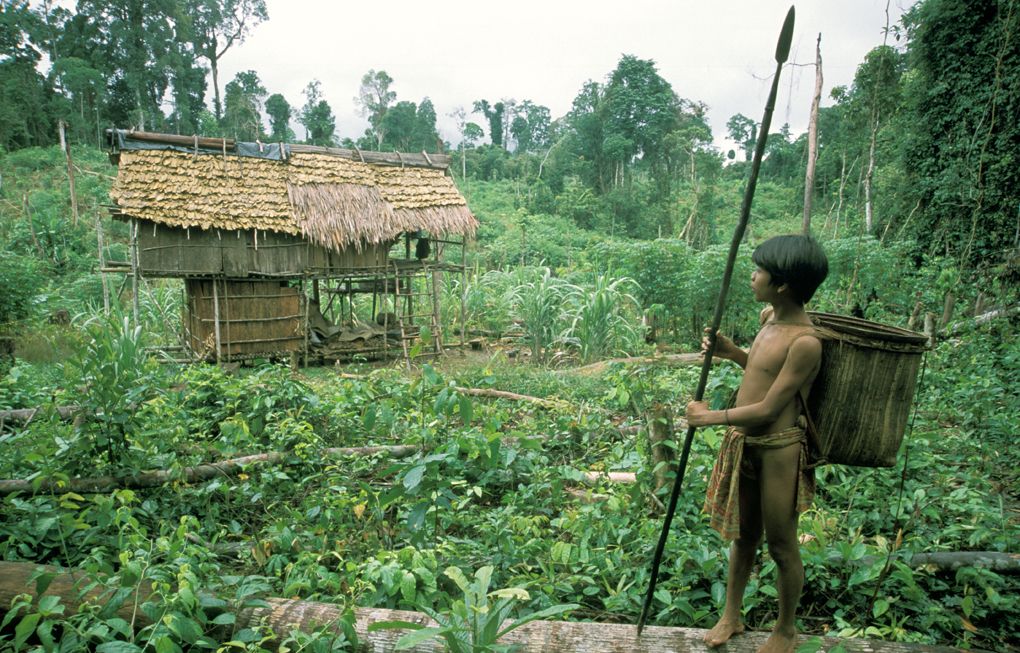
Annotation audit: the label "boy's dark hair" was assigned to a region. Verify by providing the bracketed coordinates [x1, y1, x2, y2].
[752, 235, 829, 304]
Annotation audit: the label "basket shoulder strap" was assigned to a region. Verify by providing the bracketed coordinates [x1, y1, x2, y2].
[797, 389, 827, 467]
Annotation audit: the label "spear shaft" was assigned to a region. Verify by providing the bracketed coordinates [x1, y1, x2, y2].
[636, 6, 796, 635]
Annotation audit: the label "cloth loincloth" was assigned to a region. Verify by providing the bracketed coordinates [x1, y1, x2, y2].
[703, 423, 816, 541]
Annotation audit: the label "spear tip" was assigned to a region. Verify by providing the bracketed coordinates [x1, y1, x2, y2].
[775, 5, 796, 64]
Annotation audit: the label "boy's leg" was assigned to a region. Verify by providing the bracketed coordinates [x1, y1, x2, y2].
[757, 443, 804, 653]
[705, 471, 763, 647]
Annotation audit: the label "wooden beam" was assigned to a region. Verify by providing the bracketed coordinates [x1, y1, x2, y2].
[0, 562, 961, 653]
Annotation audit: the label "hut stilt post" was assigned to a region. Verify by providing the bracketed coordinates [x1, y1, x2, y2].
[432, 239, 443, 355]
[131, 219, 140, 327]
[96, 206, 110, 316]
[212, 279, 222, 364]
[224, 278, 231, 363]
[303, 278, 310, 368]
[460, 237, 466, 349]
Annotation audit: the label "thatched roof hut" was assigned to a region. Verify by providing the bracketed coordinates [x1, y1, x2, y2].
[108, 131, 477, 255]
[104, 131, 476, 362]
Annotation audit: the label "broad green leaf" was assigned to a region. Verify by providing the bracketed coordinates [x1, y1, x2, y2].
[402, 464, 426, 492]
[444, 566, 470, 592]
[15, 613, 41, 649]
[394, 626, 448, 650]
[400, 571, 417, 602]
[95, 642, 144, 653]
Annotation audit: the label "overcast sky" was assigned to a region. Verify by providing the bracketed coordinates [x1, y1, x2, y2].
[219, 0, 918, 152]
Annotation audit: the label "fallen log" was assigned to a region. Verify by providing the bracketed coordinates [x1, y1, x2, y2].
[0, 444, 417, 495]
[944, 303, 1020, 335]
[568, 353, 704, 376]
[0, 561, 961, 652]
[830, 551, 1020, 575]
[580, 471, 637, 485]
[454, 386, 566, 410]
[0, 405, 79, 424]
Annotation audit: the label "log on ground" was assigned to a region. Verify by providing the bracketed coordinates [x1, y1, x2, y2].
[0, 561, 961, 653]
[0, 444, 417, 495]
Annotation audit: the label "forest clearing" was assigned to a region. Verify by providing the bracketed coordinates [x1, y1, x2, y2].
[2, 0, 1019, 651]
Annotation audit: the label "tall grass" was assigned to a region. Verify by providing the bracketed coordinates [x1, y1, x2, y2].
[561, 272, 642, 364]
[507, 267, 569, 363]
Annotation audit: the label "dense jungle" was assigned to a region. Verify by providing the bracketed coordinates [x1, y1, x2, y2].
[1, 0, 1018, 651]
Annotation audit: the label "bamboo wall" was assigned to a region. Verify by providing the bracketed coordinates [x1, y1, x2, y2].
[186, 280, 304, 359]
[137, 222, 389, 278]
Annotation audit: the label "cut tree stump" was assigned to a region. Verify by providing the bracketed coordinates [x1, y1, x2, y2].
[0, 562, 962, 653]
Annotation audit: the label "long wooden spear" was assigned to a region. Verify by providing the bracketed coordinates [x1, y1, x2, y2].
[636, 6, 796, 635]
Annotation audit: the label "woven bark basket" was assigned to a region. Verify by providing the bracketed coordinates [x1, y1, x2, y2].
[806, 312, 928, 467]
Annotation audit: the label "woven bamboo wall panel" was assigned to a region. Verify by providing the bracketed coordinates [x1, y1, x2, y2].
[186, 279, 302, 358]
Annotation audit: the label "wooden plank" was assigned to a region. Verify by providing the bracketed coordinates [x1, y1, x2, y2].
[222, 229, 248, 276]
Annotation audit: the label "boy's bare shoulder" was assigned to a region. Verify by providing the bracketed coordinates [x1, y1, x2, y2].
[787, 331, 823, 359]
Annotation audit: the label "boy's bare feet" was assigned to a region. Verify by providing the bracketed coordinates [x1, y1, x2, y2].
[703, 618, 745, 647]
[757, 629, 796, 653]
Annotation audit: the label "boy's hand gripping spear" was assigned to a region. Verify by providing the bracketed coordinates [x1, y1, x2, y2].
[635, 6, 796, 635]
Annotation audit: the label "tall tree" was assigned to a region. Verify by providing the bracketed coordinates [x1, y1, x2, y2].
[902, 0, 1020, 266]
[0, 2, 56, 149]
[412, 96, 440, 152]
[74, 0, 187, 131]
[221, 69, 265, 140]
[188, 0, 268, 120]
[299, 79, 335, 146]
[355, 69, 396, 149]
[726, 113, 757, 162]
[509, 100, 552, 153]
[265, 92, 293, 142]
[379, 100, 417, 151]
[472, 99, 505, 148]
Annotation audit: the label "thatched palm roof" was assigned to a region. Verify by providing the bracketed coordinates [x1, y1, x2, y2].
[110, 146, 476, 252]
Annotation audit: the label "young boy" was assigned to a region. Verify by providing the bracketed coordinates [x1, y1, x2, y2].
[685, 234, 829, 653]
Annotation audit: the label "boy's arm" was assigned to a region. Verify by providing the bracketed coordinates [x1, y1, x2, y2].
[703, 329, 748, 369]
[688, 336, 821, 428]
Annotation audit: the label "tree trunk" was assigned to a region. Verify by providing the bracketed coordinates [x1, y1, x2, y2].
[907, 299, 924, 331]
[802, 34, 823, 235]
[211, 54, 222, 120]
[864, 124, 877, 233]
[0, 561, 964, 653]
[59, 120, 78, 226]
[939, 292, 956, 330]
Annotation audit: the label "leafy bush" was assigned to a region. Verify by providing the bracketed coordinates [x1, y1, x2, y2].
[0, 250, 46, 326]
[63, 315, 163, 470]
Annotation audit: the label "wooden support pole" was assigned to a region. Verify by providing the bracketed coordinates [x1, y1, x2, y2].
[212, 279, 222, 363]
[97, 208, 110, 315]
[131, 219, 140, 326]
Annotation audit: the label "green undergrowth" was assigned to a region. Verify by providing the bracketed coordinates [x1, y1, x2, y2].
[0, 318, 1018, 651]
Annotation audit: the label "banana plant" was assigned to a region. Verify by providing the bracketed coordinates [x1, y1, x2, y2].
[369, 565, 578, 652]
